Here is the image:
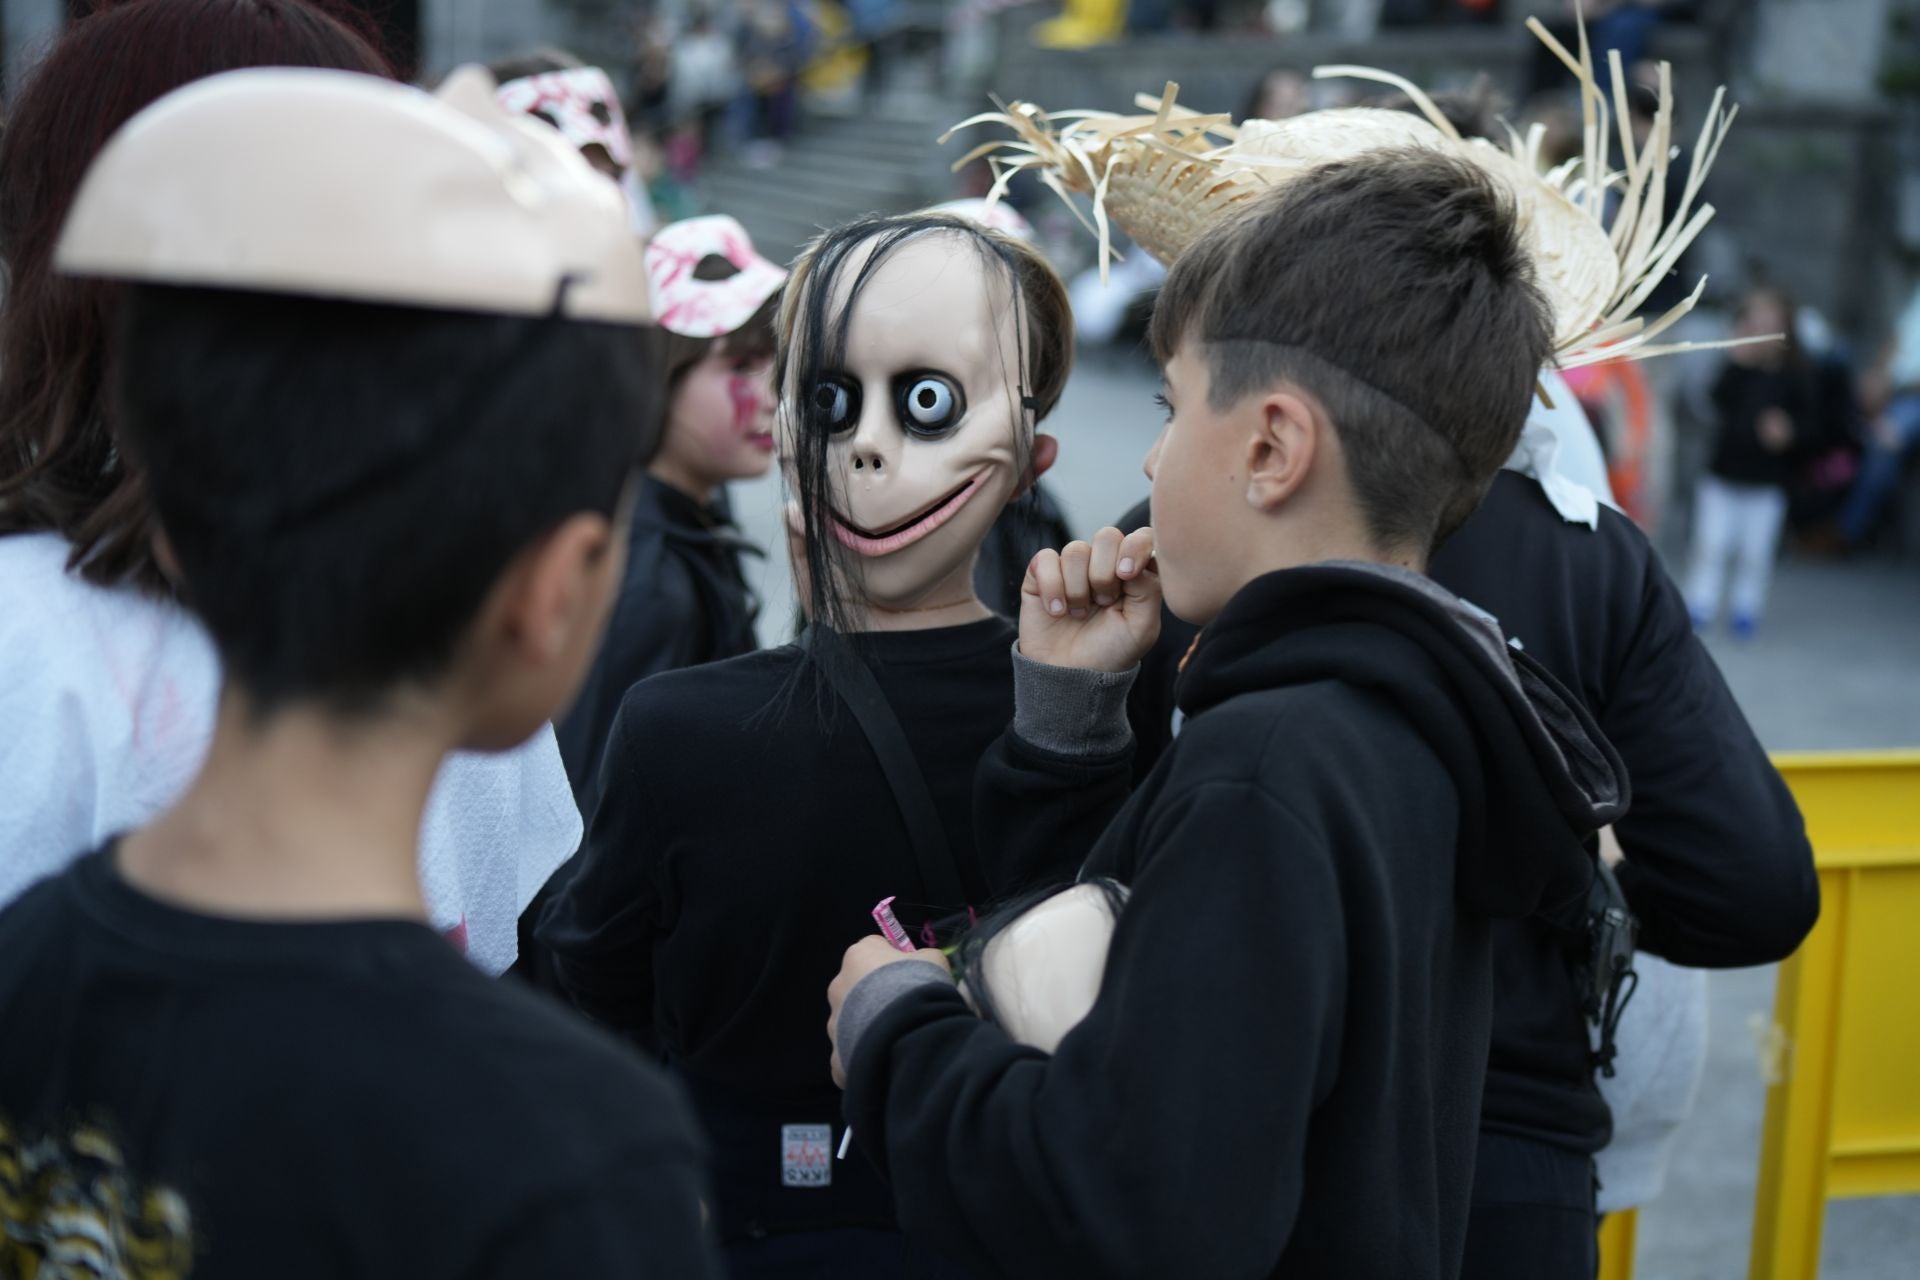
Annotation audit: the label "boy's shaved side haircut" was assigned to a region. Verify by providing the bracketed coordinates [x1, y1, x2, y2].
[116, 284, 661, 717]
[1150, 148, 1554, 550]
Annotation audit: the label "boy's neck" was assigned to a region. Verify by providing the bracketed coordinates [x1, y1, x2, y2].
[117, 691, 450, 922]
[1250, 528, 1423, 585]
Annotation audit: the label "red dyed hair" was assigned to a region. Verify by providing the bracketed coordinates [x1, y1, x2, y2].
[0, 0, 394, 593]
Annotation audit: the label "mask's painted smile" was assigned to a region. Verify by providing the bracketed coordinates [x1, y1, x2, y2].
[831, 470, 989, 557]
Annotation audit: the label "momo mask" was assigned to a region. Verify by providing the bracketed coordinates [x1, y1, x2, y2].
[789, 232, 1031, 612]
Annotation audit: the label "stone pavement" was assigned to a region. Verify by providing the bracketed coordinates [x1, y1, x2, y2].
[730, 350, 1920, 1276]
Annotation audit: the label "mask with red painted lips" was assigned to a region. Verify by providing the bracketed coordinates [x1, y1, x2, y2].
[791, 233, 1028, 612]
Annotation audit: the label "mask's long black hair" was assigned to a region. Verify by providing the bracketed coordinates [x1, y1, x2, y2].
[772, 212, 1072, 710]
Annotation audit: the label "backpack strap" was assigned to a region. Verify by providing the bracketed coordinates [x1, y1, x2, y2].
[804, 627, 968, 909]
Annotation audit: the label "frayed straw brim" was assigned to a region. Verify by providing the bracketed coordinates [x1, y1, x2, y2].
[943, 15, 1771, 371]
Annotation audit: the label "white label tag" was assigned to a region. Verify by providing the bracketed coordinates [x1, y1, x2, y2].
[781, 1124, 833, 1188]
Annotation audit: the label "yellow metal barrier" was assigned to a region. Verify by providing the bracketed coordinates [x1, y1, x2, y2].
[1597, 1208, 1638, 1280]
[1594, 750, 1919, 1280]
[1749, 750, 1920, 1279]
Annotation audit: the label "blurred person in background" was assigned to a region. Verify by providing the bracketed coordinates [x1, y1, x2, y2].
[734, 0, 811, 166]
[846, 0, 901, 101]
[0, 0, 585, 977]
[1527, 1, 1702, 99]
[1683, 286, 1811, 637]
[1836, 277, 1920, 551]
[1237, 66, 1310, 125]
[1785, 305, 1866, 545]
[670, 4, 743, 163]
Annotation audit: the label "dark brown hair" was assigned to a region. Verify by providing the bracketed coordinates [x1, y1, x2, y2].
[658, 255, 782, 393]
[1150, 148, 1553, 551]
[0, 0, 393, 594]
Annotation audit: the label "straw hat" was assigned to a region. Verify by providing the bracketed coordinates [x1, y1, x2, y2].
[943, 17, 1749, 370]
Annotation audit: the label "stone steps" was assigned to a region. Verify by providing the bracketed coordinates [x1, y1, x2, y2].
[696, 82, 966, 265]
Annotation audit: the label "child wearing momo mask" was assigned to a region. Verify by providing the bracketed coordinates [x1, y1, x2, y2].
[540, 211, 1070, 1276]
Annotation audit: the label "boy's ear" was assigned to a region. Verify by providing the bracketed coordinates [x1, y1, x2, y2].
[1243, 386, 1324, 513]
[1013, 432, 1059, 500]
[493, 512, 621, 671]
[455, 505, 626, 752]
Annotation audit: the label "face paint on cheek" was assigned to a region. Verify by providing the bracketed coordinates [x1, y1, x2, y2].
[729, 372, 774, 452]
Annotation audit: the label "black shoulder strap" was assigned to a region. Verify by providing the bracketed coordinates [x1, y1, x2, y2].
[805, 628, 968, 908]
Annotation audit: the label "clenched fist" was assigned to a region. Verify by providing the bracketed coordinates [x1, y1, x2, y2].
[1020, 525, 1162, 673]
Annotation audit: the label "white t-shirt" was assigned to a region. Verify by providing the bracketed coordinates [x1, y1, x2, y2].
[0, 532, 582, 974]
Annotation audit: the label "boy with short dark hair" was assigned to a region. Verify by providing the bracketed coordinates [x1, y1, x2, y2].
[825, 149, 1626, 1276]
[0, 68, 717, 1276]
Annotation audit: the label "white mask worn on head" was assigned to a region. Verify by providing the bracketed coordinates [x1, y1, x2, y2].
[495, 65, 634, 171]
[645, 214, 788, 338]
[57, 65, 652, 327]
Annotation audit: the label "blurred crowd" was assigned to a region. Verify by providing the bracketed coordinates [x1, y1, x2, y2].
[1041, 0, 1707, 40]
[473, 0, 1916, 614]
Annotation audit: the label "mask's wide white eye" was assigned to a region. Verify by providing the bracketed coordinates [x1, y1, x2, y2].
[813, 379, 857, 432]
[899, 375, 963, 436]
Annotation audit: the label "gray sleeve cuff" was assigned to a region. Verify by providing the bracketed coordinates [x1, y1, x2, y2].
[838, 958, 953, 1076]
[1011, 642, 1139, 757]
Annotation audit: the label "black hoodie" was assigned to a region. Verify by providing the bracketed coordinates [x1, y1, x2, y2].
[842, 563, 1624, 1279]
[556, 475, 762, 813]
[1124, 478, 1817, 1158]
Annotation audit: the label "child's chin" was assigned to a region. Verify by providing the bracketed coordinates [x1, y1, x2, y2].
[731, 451, 776, 479]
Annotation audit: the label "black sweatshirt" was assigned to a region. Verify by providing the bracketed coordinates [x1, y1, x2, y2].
[842, 565, 1624, 1279]
[1430, 473, 1818, 1148]
[538, 617, 1016, 1243]
[556, 475, 762, 814]
[0, 846, 717, 1279]
[1705, 362, 1813, 490]
[1124, 475, 1819, 1155]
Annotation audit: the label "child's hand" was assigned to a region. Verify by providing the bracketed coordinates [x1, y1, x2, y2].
[1019, 526, 1161, 674]
[827, 936, 951, 1088]
[1757, 408, 1792, 453]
